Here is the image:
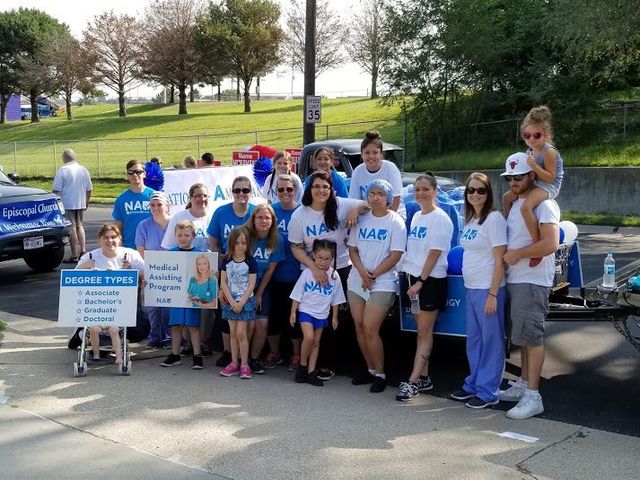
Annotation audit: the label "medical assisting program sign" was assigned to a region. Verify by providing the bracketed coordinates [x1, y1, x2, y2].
[144, 251, 218, 309]
[58, 270, 139, 327]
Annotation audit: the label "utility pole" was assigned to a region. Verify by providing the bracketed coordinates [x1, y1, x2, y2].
[303, 0, 316, 145]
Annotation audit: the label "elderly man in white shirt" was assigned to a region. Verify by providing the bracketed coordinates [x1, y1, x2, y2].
[52, 148, 93, 262]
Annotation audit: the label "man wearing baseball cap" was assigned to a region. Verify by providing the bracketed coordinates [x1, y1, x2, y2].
[499, 152, 560, 419]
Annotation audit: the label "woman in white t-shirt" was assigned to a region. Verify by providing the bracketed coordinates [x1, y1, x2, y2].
[397, 173, 454, 402]
[161, 183, 213, 252]
[348, 130, 404, 218]
[288, 171, 365, 380]
[76, 223, 145, 364]
[261, 151, 304, 204]
[450, 172, 507, 409]
[347, 179, 406, 393]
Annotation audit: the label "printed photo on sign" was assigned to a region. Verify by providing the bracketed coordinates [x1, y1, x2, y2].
[144, 250, 218, 309]
[58, 270, 139, 327]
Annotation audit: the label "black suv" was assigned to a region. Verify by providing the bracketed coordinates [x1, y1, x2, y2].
[297, 139, 461, 191]
[0, 169, 70, 272]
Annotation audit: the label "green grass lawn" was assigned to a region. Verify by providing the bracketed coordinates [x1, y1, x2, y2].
[0, 98, 401, 178]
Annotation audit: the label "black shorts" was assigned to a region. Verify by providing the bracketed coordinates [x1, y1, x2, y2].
[408, 274, 447, 312]
[268, 280, 301, 339]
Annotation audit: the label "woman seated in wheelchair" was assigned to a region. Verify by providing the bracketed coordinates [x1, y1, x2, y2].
[76, 224, 145, 364]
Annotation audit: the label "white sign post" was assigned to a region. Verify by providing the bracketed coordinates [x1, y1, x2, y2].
[306, 95, 322, 124]
[58, 270, 139, 327]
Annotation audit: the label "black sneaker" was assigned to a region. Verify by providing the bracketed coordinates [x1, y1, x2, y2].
[295, 365, 308, 383]
[317, 368, 335, 381]
[396, 381, 419, 402]
[215, 350, 231, 367]
[415, 376, 433, 392]
[68, 328, 83, 350]
[161, 354, 182, 367]
[250, 359, 265, 375]
[180, 346, 194, 356]
[192, 354, 204, 370]
[465, 396, 499, 409]
[450, 388, 475, 401]
[351, 371, 375, 385]
[369, 376, 387, 393]
[201, 347, 213, 358]
[306, 371, 324, 387]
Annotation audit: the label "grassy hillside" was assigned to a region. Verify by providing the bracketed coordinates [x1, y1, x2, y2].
[0, 98, 402, 178]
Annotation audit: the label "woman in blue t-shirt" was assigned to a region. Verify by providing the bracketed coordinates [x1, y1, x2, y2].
[266, 175, 302, 370]
[302, 147, 349, 198]
[243, 203, 284, 374]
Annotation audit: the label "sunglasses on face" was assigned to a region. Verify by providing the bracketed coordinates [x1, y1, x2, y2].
[127, 169, 144, 175]
[504, 175, 525, 182]
[277, 187, 295, 193]
[466, 187, 488, 195]
[232, 188, 251, 194]
[522, 131, 543, 140]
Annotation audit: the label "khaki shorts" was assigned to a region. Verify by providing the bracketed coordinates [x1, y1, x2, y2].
[347, 289, 396, 311]
[65, 209, 84, 227]
[507, 283, 550, 347]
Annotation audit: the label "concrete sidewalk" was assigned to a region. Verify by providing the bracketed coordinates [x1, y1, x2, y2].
[1, 311, 639, 480]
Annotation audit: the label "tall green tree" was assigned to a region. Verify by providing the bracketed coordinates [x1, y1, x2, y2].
[0, 10, 22, 123]
[0, 9, 67, 123]
[140, 0, 204, 115]
[197, 0, 284, 112]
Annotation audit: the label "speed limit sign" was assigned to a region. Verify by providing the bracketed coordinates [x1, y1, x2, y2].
[305, 95, 321, 124]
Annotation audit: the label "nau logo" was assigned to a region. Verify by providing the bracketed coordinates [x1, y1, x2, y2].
[253, 247, 272, 260]
[460, 228, 478, 241]
[305, 223, 330, 237]
[124, 200, 150, 213]
[359, 185, 368, 199]
[358, 227, 388, 241]
[409, 226, 428, 239]
[304, 281, 334, 296]
[277, 218, 288, 233]
[223, 224, 235, 237]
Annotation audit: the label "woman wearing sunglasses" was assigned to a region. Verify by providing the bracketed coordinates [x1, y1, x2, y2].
[265, 175, 303, 370]
[261, 151, 304, 204]
[207, 176, 256, 366]
[112, 160, 154, 249]
[450, 172, 507, 409]
[504, 105, 564, 267]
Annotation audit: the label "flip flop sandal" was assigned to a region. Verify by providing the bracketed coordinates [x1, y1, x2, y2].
[63, 257, 79, 263]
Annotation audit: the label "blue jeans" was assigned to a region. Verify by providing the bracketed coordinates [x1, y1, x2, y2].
[145, 306, 170, 344]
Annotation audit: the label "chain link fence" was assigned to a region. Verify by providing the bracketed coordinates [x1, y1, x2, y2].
[0, 117, 403, 179]
[415, 104, 640, 155]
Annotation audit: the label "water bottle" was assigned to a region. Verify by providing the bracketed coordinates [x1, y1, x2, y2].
[602, 252, 616, 288]
[410, 296, 420, 314]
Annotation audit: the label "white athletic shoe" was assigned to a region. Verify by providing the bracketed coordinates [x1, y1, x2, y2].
[498, 379, 528, 402]
[506, 391, 544, 420]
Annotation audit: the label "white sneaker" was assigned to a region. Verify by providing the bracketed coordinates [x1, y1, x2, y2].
[498, 379, 528, 402]
[506, 392, 544, 420]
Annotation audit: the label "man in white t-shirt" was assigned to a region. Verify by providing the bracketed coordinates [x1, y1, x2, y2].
[52, 148, 93, 263]
[499, 152, 560, 420]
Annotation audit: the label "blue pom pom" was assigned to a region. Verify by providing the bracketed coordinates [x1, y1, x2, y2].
[253, 156, 273, 187]
[447, 246, 464, 275]
[559, 227, 565, 244]
[144, 161, 164, 191]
